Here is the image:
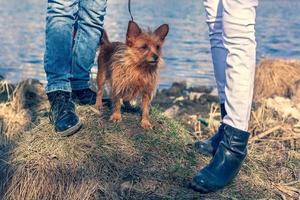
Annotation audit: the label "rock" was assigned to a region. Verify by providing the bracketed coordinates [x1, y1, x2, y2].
[164, 105, 180, 118]
[152, 92, 174, 109]
[210, 87, 218, 97]
[188, 85, 213, 93]
[266, 96, 300, 121]
[199, 93, 219, 104]
[174, 96, 185, 102]
[188, 92, 203, 101]
[161, 81, 187, 97]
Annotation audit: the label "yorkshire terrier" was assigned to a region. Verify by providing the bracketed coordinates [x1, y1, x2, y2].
[95, 21, 169, 129]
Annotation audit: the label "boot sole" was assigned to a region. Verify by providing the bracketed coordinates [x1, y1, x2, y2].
[189, 180, 211, 194]
[57, 120, 82, 137]
[196, 149, 214, 157]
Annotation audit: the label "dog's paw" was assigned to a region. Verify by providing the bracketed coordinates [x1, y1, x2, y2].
[95, 103, 103, 111]
[95, 99, 103, 110]
[141, 120, 152, 129]
[110, 113, 122, 122]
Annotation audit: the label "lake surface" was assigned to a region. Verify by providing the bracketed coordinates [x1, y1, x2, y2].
[0, 0, 299, 88]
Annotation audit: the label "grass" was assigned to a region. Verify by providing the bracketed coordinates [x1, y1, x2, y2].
[0, 105, 202, 200]
[0, 58, 300, 199]
[1, 103, 298, 199]
[254, 58, 300, 101]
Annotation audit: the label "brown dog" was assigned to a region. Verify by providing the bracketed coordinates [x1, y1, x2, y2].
[95, 21, 169, 129]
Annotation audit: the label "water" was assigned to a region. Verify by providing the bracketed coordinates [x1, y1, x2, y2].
[0, 0, 299, 88]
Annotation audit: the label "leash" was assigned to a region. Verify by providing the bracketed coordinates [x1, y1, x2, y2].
[128, 0, 134, 21]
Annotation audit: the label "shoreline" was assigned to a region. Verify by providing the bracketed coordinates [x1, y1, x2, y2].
[1, 57, 300, 134]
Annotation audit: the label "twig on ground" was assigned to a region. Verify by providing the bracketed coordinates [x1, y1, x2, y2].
[250, 125, 282, 143]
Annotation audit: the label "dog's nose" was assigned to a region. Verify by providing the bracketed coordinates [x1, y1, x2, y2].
[152, 54, 159, 61]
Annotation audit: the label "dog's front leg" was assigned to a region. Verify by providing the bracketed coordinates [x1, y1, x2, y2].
[141, 93, 152, 129]
[95, 66, 106, 110]
[110, 96, 122, 122]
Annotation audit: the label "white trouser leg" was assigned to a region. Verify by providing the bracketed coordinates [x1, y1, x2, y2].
[204, 0, 227, 104]
[222, 0, 258, 131]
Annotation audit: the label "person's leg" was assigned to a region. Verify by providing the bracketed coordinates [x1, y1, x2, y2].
[191, 0, 258, 193]
[204, 0, 227, 105]
[44, 0, 82, 136]
[193, 0, 227, 156]
[222, 0, 257, 131]
[44, 0, 78, 93]
[71, 0, 107, 104]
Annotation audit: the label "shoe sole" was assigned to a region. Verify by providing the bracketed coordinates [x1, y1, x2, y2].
[189, 180, 211, 194]
[57, 120, 82, 137]
[196, 149, 214, 157]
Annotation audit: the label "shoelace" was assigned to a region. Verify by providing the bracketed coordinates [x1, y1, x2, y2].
[49, 94, 73, 124]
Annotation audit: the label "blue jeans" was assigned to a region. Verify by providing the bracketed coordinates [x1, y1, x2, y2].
[44, 0, 107, 93]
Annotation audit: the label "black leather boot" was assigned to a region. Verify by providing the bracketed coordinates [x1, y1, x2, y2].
[193, 103, 227, 156]
[72, 88, 96, 105]
[48, 91, 82, 136]
[194, 124, 225, 156]
[190, 124, 250, 193]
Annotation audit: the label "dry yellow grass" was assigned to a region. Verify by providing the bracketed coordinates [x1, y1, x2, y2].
[0, 79, 48, 138]
[254, 58, 300, 101]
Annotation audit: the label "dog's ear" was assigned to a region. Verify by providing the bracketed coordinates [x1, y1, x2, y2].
[126, 21, 142, 46]
[154, 24, 169, 41]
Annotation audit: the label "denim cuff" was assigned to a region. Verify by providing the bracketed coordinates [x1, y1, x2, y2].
[45, 83, 72, 93]
[71, 81, 90, 91]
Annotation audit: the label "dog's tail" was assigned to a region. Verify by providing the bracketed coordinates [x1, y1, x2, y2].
[101, 30, 110, 45]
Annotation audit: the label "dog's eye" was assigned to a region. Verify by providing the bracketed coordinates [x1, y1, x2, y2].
[141, 44, 148, 50]
[156, 45, 160, 50]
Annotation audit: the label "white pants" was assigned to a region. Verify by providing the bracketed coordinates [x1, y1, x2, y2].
[204, 0, 258, 131]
